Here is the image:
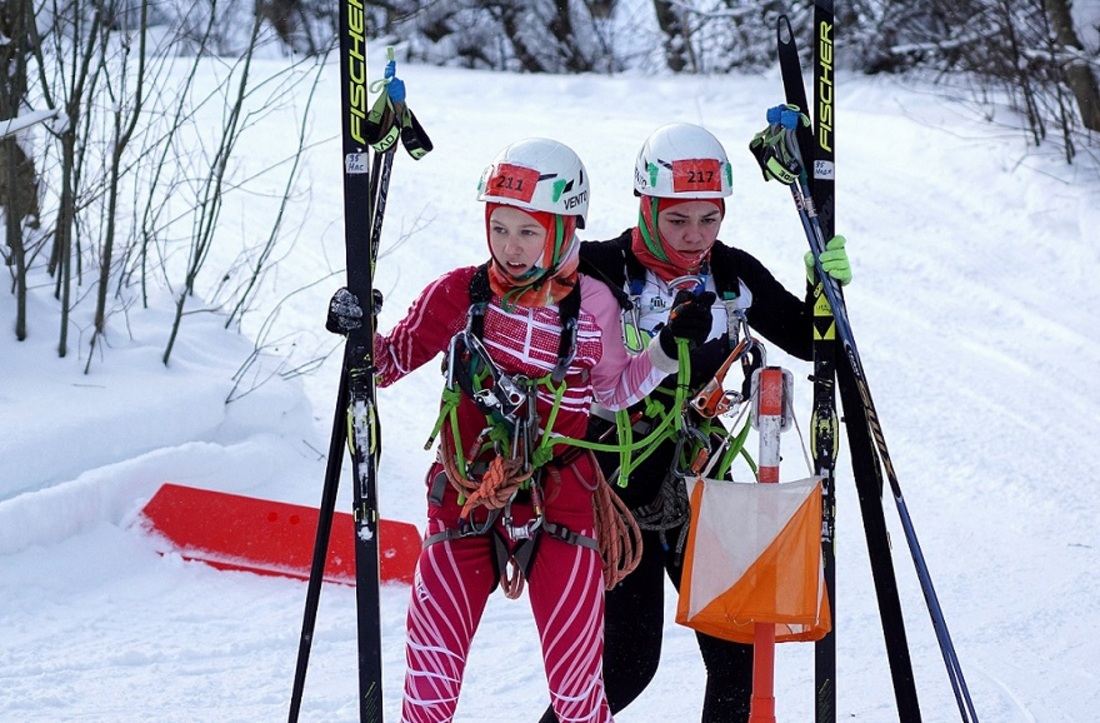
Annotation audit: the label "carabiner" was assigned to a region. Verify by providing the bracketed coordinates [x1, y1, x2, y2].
[665, 274, 705, 295]
[505, 516, 543, 541]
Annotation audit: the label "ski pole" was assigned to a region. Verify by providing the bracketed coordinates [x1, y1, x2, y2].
[368, 48, 399, 263]
[784, 127, 977, 723]
[761, 107, 979, 723]
[289, 367, 352, 723]
[290, 45, 410, 723]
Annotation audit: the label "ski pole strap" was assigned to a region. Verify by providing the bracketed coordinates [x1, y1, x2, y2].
[769, 103, 809, 131]
[399, 105, 433, 160]
[749, 104, 811, 185]
[364, 92, 400, 152]
[364, 95, 432, 160]
[364, 47, 433, 158]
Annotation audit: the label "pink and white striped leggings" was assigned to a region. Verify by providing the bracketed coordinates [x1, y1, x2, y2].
[401, 517, 612, 723]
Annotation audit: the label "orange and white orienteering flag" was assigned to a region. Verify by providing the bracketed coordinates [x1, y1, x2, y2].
[675, 475, 831, 644]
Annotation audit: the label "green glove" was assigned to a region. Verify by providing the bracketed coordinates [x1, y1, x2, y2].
[804, 235, 852, 286]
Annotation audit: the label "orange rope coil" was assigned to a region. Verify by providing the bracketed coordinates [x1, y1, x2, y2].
[439, 433, 642, 592]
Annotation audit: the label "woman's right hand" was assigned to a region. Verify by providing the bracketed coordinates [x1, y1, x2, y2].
[659, 290, 716, 356]
[326, 287, 383, 335]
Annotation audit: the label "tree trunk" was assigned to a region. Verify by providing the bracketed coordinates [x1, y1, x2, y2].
[1, 0, 40, 341]
[652, 0, 688, 72]
[500, 4, 549, 73]
[1044, 0, 1100, 131]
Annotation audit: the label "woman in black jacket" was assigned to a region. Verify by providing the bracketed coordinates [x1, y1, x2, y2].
[540, 122, 851, 723]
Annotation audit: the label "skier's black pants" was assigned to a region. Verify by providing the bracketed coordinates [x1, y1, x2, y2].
[605, 523, 754, 722]
[539, 430, 753, 722]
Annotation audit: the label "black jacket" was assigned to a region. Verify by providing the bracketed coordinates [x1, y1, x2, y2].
[579, 229, 816, 508]
[581, 228, 814, 386]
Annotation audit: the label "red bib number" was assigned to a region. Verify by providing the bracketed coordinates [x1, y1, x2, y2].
[488, 163, 540, 203]
[671, 158, 722, 194]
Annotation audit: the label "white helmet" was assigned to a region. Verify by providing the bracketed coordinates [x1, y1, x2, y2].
[633, 123, 732, 199]
[477, 138, 589, 228]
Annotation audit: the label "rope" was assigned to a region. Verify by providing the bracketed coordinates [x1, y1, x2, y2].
[592, 462, 643, 590]
[632, 470, 692, 560]
[442, 429, 641, 593]
[438, 429, 531, 515]
[556, 452, 643, 590]
[499, 554, 526, 600]
[460, 455, 533, 520]
[427, 336, 705, 594]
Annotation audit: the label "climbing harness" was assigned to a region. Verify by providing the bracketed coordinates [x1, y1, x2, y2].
[631, 308, 765, 562]
[421, 266, 640, 596]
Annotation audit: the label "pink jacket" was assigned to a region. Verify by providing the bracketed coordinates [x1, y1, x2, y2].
[375, 265, 675, 445]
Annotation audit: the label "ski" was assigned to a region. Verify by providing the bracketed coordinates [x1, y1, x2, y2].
[796, 124, 978, 722]
[289, 38, 431, 722]
[340, 13, 386, 719]
[774, 13, 840, 721]
[775, 11, 921, 722]
[808, 5, 840, 721]
[288, 17, 384, 715]
[288, 7, 386, 722]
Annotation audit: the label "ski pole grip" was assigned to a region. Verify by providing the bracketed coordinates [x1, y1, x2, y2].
[767, 104, 802, 131]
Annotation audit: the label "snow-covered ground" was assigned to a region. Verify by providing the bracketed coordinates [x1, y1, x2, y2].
[3, 51, 1099, 721]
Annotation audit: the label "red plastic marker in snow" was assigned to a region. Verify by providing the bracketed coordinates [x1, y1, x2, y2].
[138, 483, 421, 585]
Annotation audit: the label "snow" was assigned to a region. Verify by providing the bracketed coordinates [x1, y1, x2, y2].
[0, 108, 62, 140]
[3, 52, 1100, 721]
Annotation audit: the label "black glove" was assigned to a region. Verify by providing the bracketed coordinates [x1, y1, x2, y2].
[326, 287, 382, 335]
[659, 290, 716, 358]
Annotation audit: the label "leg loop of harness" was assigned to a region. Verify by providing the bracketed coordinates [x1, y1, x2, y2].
[422, 507, 503, 548]
[542, 521, 600, 551]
